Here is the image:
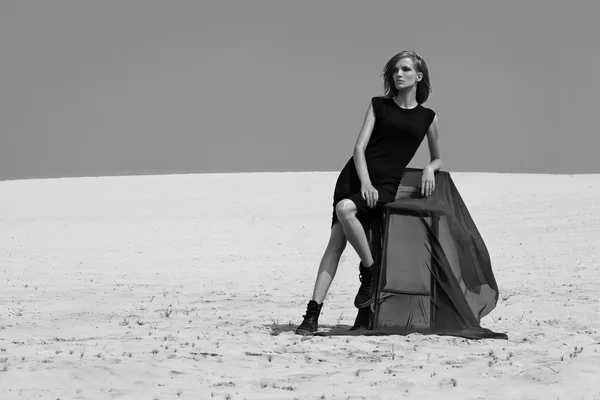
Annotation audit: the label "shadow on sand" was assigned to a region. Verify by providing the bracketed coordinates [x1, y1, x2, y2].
[264, 323, 360, 337]
[263, 322, 507, 339]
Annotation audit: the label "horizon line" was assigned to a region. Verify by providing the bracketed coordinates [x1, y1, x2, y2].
[2, 168, 599, 183]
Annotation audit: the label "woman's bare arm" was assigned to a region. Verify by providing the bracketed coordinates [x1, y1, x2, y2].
[424, 115, 442, 172]
[420, 115, 442, 197]
[353, 103, 376, 186]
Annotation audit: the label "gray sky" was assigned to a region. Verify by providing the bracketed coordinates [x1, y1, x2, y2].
[1, 0, 598, 180]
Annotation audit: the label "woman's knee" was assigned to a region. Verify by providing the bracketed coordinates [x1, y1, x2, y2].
[335, 199, 357, 221]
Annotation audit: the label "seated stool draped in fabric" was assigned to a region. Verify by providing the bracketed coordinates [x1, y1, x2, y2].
[349, 168, 507, 340]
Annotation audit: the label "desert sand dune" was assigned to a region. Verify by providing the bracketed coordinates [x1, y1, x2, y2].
[1, 171, 599, 399]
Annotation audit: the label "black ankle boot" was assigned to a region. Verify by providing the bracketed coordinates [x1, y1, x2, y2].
[354, 262, 379, 308]
[295, 300, 323, 336]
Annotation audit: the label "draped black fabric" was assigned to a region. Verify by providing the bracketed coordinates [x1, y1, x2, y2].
[318, 168, 507, 340]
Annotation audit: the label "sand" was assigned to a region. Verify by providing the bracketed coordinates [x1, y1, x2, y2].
[1, 171, 599, 400]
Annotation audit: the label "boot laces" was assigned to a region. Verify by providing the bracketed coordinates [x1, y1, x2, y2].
[357, 273, 373, 295]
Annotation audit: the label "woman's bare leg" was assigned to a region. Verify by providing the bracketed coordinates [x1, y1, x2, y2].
[335, 199, 379, 308]
[311, 222, 347, 304]
[334, 199, 374, 267]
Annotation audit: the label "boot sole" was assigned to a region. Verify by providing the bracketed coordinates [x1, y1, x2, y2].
[354, 297, 375, 309]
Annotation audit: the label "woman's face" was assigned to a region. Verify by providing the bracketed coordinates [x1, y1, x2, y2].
[393, 57, 422, 91]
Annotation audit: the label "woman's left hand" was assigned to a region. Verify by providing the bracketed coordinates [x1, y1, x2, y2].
[420, 166, 435, 198]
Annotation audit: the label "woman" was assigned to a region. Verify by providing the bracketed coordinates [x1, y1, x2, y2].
[295, 50, 442, 336]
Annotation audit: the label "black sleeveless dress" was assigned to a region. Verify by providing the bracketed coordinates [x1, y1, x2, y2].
[331, 96, 436, 228]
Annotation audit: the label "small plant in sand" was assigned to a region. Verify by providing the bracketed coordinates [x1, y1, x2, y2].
[336, 312, 344, 327]
[503, 350, 514, 365]
[160, 308, 173, 318]
[569, 346, 584, 359]
[486, 349, 499, 367]
[119, 318, 130, 326]
[0, 357, 9, 372]
[183, 305, 195, 316]
[500, 290, 515, 302]
[300, 335, 313, 343]
[389, 344, 396, 360]
[151, 348, 159, 354]
[259, 378, 295, 391]
[9, 306, 24, 317]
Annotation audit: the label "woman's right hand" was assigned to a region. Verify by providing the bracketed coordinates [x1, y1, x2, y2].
[361, 183, 379, 208]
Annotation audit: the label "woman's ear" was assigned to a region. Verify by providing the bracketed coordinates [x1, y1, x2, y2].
[416, 72, 423, 82]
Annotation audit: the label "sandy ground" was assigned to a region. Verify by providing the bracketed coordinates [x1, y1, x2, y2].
[1, 171, 599, 400]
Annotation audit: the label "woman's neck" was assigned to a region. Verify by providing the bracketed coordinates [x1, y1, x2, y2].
[393, 88, 418, 108]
